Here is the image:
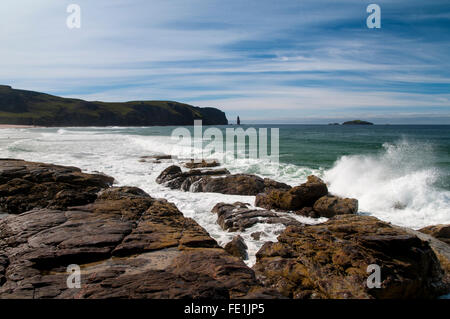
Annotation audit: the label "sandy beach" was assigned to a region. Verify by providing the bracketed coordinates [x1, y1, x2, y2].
[0, 124, 39, 129]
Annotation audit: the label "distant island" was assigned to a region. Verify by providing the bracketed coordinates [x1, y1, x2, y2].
[342, 120, 374, 125]
[0, 85, 228, 126]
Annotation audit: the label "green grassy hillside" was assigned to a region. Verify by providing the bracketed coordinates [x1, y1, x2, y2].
[0, 85, 228, 126]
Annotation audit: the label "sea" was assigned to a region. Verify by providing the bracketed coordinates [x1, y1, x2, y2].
[0, 124, 449, 266]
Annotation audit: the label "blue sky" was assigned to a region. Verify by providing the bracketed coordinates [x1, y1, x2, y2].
[1, 0, 450, 123]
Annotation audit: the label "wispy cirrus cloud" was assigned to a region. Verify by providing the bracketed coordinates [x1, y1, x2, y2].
[0, 0, 449, 123]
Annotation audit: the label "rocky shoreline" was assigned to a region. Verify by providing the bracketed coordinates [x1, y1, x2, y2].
[0, 158, 449, 299]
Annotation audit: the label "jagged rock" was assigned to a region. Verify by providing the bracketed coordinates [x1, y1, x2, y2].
[184, 159, 220, 169]
[0, 159, 114, 214]
[313, 195, 358, 218]
[224, 236, 248, 260]
[253, 215, 448, 299]
[419, 225, 450, 245]
[255, 175, 328, 211]
[211, 202, 303, 232]
[0, 160, 280, 299]
[157, 165, 289, 195]
[156, 165, 230, 190]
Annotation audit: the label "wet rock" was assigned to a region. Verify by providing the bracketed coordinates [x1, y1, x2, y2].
[251, 232, 264, 241]
[224, 236, 248, 260]
[184, 159, 220, 169]
[253, 215, 448, 299]
[0, 162, 279, 299]
[419, 225, 450, 245]
[155, 165, 183, 184]
[211, 202, 303, 232]
[294, 207, 319, 218]
[157, 165, 289, 195]
[192, 174, 290, 196]
[313, 195, 358, 218]
[0, 159, 114, 214]
[255, 175, 328, 211]
[156, 165, 230, 190]
[140, 154, 175, 161]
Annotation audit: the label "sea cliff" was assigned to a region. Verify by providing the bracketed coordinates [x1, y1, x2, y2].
[0, 85, 228, 126]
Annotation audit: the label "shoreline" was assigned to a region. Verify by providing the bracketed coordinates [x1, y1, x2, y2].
[0, 124, 41, 129]
[0, 158, 449, 299]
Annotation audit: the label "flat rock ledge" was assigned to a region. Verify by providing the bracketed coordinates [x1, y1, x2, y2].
[253, 214, 450, 299]
[0, 159, 115, 214]
[0, 159, 279, 299]
[212, 202, 303, 232]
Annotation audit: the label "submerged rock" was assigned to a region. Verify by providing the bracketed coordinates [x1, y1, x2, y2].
[253, 215, 448, 299]
[211, 202, 303, 232]
[0, 159, 114, 214]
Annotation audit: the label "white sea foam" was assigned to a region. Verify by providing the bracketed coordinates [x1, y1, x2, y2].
[0, 128, 449, 265]
[324, 139, 450, 229]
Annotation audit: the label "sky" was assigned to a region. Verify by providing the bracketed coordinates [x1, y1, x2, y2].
[1, 0, 450, 124]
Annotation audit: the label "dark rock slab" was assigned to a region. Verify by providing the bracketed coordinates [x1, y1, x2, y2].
[212, 202, 303, 232]
[156, 165, 290, 195]
[0, 159, 114, 214]
[184, 159, 220, 169]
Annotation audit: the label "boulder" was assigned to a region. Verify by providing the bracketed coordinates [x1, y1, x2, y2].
[224, 235, 248, 260]
[419, 225, 450, 246]
[156, 165, 290, 195]
[0, 159, 114, 214]
[155, 165, 183, 184]
[211, 202, 303, 232]
[156, 165, 230, 190]
[253, 215, 448, 299]
[194, 174, 290, 195]
[313, 195, 358, 218]
[255, 175, 328, 211]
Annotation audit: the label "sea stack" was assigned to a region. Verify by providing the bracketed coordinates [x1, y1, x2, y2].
[237, 116, 241, 125]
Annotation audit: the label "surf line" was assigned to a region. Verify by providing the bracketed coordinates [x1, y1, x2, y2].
[184, 303, 219, 317]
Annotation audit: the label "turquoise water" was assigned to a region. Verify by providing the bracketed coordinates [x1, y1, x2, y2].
[0, 124, 449, 230]
[64, 124, 450, 189]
